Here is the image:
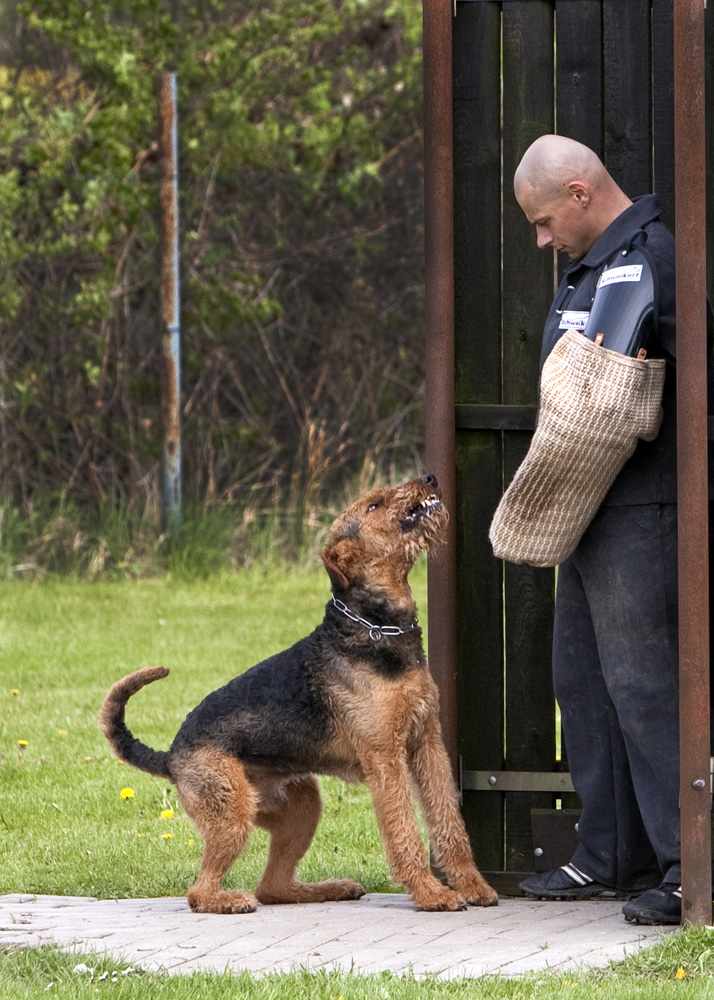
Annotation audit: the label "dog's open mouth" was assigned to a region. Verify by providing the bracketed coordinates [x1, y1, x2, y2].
[399, 494, 442, 533]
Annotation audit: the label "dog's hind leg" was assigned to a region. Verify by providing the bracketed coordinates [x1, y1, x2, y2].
[362, 752, 466, 911]
[409, 720, 498, 907]
[255, 775, 365, 904]
[173, 748, 259, 914]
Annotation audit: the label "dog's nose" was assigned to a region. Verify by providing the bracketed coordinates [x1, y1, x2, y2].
[421, 474, 438, 489]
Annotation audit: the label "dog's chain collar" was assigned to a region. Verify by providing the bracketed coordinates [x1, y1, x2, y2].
[331, 596, 418, 642]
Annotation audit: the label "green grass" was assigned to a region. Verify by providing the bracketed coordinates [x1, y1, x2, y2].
[6, 929, 714, 999]
[0, 565, 430, 898]
[3, 564, 714, 997]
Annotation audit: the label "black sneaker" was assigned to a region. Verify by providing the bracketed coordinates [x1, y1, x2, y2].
[520, 864, 626, 901]
[622, 882, 681, 925]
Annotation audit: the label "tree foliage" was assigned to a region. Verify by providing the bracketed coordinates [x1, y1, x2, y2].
[0, 0, 425, 517]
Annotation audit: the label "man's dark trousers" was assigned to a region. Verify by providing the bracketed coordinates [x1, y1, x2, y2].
[554, 502, 681, 892]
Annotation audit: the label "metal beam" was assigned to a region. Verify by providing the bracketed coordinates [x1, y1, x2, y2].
[462, 770, 575, 794]
[674, 0, 711, 927]
[423, 0, 458, 775]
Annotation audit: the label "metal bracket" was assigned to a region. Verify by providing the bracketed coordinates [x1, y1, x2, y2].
[462, 770, 575, 793]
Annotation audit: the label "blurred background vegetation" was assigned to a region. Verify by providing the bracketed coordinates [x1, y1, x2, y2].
[0, 0, 426, 577]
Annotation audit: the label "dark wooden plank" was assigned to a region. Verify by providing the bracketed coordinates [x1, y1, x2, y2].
[452, 0, 504, 869]
[652, 0, 675, 230]
[602, 0, 652, 196]
[531, 808, 581, 871]
[481, 871, 533, 898]
[456, 431, 505, 872]
[453, 0, 501, 405]
[555, 0, 603, 155]
[502, 0, 555, 406]
[501, 1, 557, 872]
[455, 404, 538, 431]
[503, 437, 557, 871]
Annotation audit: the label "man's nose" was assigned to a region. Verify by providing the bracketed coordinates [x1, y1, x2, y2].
[536, 228, 553, 249]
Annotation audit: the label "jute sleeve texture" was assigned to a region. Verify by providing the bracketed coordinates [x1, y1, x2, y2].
[489, 329, 666, 568]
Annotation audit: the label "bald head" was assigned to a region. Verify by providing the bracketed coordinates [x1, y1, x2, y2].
[514, 135, 608, 202]
[514, 135, 632, 258]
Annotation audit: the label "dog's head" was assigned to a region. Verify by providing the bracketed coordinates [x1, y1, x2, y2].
[321, 475, 448, 595]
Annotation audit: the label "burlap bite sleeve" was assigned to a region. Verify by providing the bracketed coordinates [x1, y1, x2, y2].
[489, 328, 666, 568]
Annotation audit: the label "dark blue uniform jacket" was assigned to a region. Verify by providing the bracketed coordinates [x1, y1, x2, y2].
[540, 194, 713, 506]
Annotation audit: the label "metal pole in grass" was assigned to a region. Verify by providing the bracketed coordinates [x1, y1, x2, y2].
[158, 3, 182, 531]
[674, 0, 711, 926]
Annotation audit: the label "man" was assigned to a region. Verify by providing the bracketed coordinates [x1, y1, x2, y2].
[514, 134, 689, 925]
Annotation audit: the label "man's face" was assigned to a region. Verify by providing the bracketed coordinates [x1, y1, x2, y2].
[516, 183, 595, 260]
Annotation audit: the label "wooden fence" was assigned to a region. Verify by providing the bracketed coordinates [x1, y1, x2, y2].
[450, 0, 714, 891]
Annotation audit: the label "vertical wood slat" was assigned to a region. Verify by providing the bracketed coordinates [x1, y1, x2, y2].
[653, 0, 675, 230]
[453, 2, 501, 404]
[554, 1, 603, 791]
[603, 0, 653, 194]
[502, 0, 556, 404]
[452, 0, 504, 872]
[555, 0, 603, 156]
[501, 1, 556, 872]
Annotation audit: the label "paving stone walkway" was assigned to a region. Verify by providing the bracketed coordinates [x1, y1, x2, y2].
[0, 892, 675, 979]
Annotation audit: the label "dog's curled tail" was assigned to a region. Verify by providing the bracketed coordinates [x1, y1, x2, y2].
[99, 666, 172, 780]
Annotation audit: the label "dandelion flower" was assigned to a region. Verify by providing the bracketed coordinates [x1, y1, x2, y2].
[17, 740, 28, 747]
[676, 967, 686, 980]
[162, 832, 174, 840]
[187, 838, 195, 845]
[159, 808, 174, 820]
[11, 689, 19, 696]
[57, 729, 67, 737]
[119, 787, 135, 800]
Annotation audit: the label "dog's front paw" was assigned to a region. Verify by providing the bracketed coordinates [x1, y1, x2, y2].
[456, 876, 499, 907]
[461, 884, 499, 908]
[330, 877, 366, 901]
[413, 885, 467, 912]
[187, 888, 257, 914]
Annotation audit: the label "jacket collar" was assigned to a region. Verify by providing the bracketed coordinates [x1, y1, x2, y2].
[564, 194, 662, 275]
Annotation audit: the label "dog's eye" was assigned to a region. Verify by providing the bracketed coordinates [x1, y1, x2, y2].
[367, 501, 382, 512]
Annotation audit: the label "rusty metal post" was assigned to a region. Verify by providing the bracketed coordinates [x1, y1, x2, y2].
[423, 0, 457, 775]
[674, 0, 711, 926]
[158, 70, 182, 529]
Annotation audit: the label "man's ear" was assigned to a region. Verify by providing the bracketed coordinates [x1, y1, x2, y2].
[321, 539, 356, 592]
[568, 180, 590, 207]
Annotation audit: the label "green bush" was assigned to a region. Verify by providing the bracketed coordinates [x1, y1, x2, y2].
[1, 1, 426, 521]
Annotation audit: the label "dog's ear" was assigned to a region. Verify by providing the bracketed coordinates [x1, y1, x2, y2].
[321, 539, 356, 592]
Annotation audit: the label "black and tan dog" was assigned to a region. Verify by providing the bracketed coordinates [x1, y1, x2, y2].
[100, 474, 498, 914]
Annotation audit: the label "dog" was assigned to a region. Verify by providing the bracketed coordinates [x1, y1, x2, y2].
[100, 474, 498, 913]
